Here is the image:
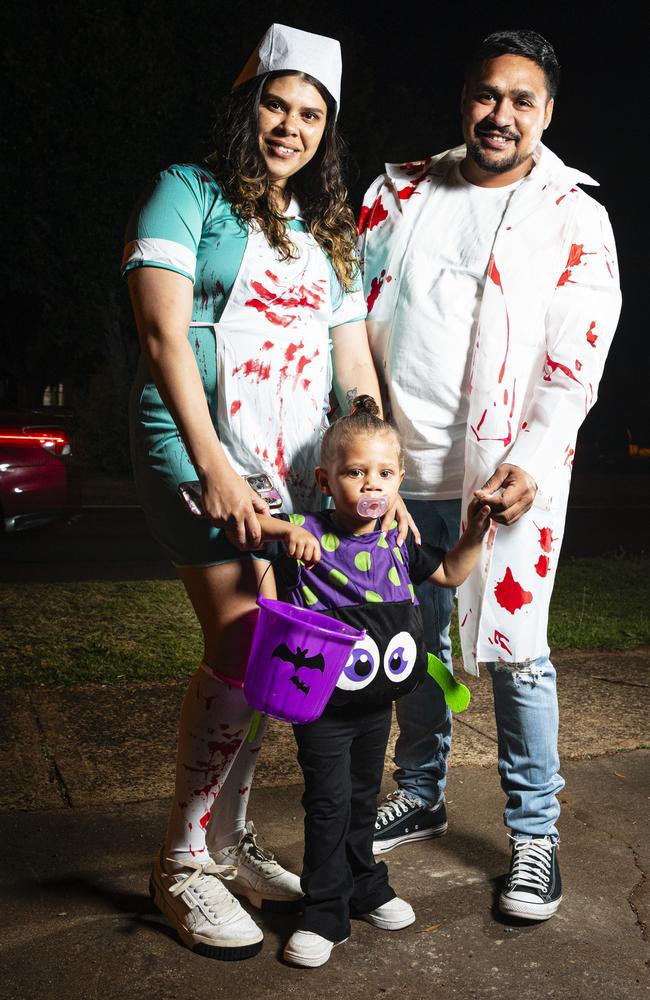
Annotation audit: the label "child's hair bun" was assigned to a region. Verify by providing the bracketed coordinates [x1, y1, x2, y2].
[350, 394, 380, 417]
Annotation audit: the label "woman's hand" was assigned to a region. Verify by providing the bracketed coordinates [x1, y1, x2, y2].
[381, 494, 420, 547]
[202, 469, 269, 549]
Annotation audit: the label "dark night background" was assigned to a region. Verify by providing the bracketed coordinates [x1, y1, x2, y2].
[1, 1, 644, 474]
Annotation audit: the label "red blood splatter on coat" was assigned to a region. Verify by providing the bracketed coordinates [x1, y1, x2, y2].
[470, 409, 512, 447]
[544, 354, 581, 386]
[486, 255, 510, 382]
[265, 269, 279, 283]
[238, 786, 249, 795]
[534, 524, 556, 552]
[366, 270, 386, 313]
[535, 555, 550, 577]
[460, 612, 469, 627]
[230, 400, 241, 416]
[199, 811, 211, 830]
[557, 243, 596, 286]
[302, 378, 311, 391]
[564, 447, 575, 467]
[262, 340, 274, 351]
[358, 195, 389, 234]
[586, 321, 598, 347]
[492, 630, 512, 655]
[494, 567, 533, 615]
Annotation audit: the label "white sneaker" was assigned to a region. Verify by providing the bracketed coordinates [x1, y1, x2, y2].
[283, 929, 348, 968]
[360, 896, 416, 931]
[149, 850, 263, 960]
[212, 821, 303, 912]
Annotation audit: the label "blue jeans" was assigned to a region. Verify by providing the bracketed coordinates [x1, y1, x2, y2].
[396, 498, 564, 840]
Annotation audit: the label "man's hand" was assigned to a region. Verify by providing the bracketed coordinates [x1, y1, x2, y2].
[474, 464, 537, 526]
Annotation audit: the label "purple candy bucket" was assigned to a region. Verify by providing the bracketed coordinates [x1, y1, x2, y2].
[243, 597, 365, 724]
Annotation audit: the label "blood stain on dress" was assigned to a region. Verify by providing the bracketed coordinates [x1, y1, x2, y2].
[199, 811, 211, 830]
[230, 400, 241, 416]
[262, 340, 274, 351]
[586, 321, 598, 347]
[285, 341, 304, 362]
[494, 567, 533, 615]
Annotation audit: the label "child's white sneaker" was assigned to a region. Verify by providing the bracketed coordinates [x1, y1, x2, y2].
[283, 929, 348, 968]
[360, 896, 415, 930]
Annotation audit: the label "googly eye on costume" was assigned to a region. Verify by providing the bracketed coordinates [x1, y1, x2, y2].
[336, 634, 380, 691]
[383, 631, 417, 684]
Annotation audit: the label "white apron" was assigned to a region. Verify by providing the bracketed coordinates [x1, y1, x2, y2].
[191, 224, 333, 513]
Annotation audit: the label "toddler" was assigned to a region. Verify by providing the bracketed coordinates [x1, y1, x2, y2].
[255, 396, 491, 967]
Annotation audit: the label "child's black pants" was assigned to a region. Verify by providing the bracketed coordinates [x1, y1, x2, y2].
[292, 703, 396, 942]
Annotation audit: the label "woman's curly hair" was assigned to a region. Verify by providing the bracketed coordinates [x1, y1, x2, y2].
[205, 71, 359, 289]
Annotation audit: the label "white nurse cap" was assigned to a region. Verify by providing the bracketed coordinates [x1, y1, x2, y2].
[233, 23, 342, 112]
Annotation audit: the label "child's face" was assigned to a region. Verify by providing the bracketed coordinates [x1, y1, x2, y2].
[316, 432, 404, 530]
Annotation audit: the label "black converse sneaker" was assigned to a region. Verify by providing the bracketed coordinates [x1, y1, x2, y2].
[372, 789, 448, 855]
[499, 836, 562, 920]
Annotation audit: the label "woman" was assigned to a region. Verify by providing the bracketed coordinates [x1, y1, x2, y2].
[123, 25, 392, 962]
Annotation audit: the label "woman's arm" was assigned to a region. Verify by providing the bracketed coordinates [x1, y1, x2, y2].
[330, 319, 382, 416]
[128, 266, 266, 548]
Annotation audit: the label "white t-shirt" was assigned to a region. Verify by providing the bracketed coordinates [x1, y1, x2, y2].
[392, 164, 522, 499]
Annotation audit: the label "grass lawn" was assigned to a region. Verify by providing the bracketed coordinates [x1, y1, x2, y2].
[1, 554, 649, 689]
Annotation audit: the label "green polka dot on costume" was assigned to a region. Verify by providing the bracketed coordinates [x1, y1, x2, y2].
[354, 551, 372, 571]
[408, 583, 415, 602]
[329, 568, 349, 588]
[321, 532, 340, 552]
[366, 591, 383, 603]
[393, 546, 404, 564]
[301, 585, 318, 606]
[289, 514, 305, 526]
[377, 533, 389, 548]
[388, 567, 400, 586]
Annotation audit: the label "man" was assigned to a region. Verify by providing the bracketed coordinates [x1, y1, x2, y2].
[359, 29, 621, 920]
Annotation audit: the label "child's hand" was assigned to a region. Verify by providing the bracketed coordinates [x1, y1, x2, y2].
[283, 526, 321, 569]
[465, 498, 492, 541]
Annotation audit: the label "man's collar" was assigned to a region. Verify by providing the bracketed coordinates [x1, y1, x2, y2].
[384, 142, 599, 198]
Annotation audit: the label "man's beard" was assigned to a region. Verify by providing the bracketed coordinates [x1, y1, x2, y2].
[466, 122, 525, 174]
[466, 137, 524, 174]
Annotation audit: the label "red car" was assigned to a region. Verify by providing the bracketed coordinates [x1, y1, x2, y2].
[0, 409, 74, 532]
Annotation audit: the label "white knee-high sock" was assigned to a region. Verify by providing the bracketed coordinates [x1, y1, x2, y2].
[164, 664, 256, 866]
[205, 712, 269, 854]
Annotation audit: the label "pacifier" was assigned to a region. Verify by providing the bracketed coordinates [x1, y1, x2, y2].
[357, 494, 390, 518]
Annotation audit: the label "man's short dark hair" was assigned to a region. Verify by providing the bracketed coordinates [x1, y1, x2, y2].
[466, 29, 560, 100]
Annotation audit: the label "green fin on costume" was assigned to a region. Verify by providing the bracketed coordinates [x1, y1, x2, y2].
[247, 710, 263, 743]
[427, 653, 471, 713]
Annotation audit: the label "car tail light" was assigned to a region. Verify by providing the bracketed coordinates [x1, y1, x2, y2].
[0, 429, 71, 456]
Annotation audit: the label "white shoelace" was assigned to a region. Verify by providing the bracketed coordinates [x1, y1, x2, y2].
[376, 791, 422, 827]
[508, 838, 554, 893]
[235, 821, 279, 873]
[166, 858, 239, 915]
